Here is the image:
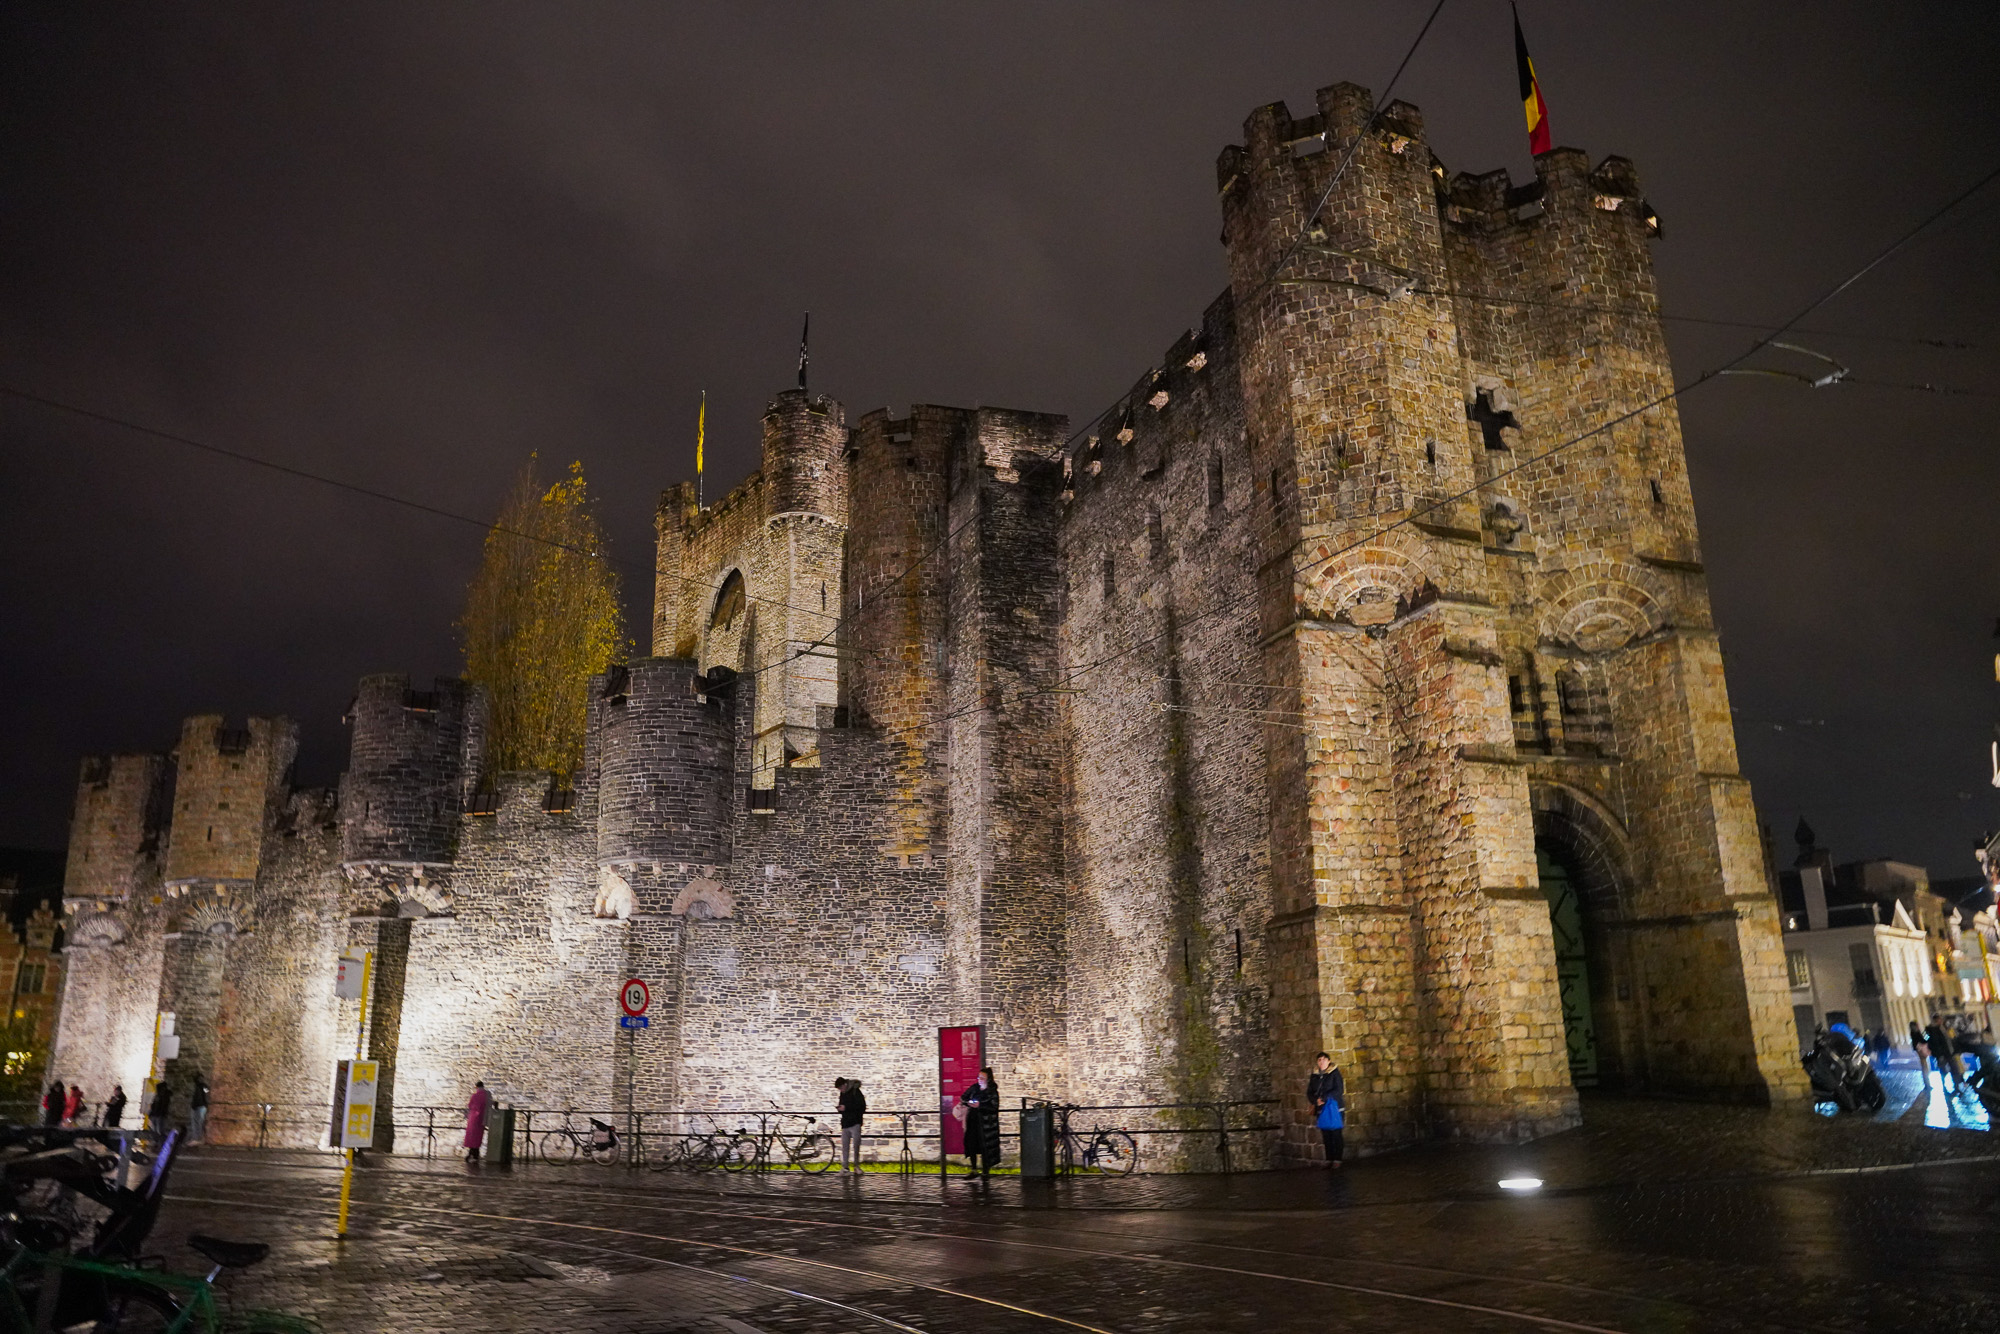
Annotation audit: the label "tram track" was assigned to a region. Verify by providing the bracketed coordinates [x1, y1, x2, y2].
[171, 1167, 1659, 1333]
[175, 1160, 1806, 1330]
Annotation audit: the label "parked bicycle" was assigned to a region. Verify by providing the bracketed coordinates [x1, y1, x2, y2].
[718, 1108, 833, 1174]
[0, 1125, 319, 1331]
[1054, 1106, 1139, 1175]
[537, 1109, 620, 1165]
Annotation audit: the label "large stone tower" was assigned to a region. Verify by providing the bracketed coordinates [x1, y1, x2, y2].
[1216, 84, 1804, 1148]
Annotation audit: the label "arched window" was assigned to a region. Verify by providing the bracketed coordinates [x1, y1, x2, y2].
[710, 570, 746, 631]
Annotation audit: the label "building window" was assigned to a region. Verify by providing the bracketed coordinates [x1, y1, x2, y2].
[1207, 454, 1224, 508]
[1786, 951, 1810, 989]
[1148, 509, 1165, 561]
[16, 964, 44, 995]
[1102, 556, 1116, 600]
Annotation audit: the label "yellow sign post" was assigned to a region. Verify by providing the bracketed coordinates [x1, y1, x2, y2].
[334, 950, 373, 1239]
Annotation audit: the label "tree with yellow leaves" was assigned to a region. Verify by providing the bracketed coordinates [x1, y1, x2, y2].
[459, 458, 627, 779]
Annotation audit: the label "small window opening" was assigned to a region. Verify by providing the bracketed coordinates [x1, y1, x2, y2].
[1102, 556, 1116, 600]
[1234, 928, 1244, 975]
[205, 827, 214, 842]
[1182, 936, 1193, 981]
[1649, 478, 1664, 504]
[1269, 468, 1284, 513]
[1507, 676, 1526, 715]
[1469, 389, 1521, 450]
[1425, 439, 1436, 467]
[1148, 509, 1165, 561]
[820, 582, 827, 610]
[1207, 454, 1224, 508]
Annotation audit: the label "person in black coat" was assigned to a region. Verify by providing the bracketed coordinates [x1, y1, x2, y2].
[1926, 1018, 1961, 1094]
[40, 1081, 63, 1127]
[1307, 1052, 1346, 1168]
[835, 1078, 867, 1172]
[103, 1085, 127, 1129]
[147, 1082, 173, 1135]
[959, 1068, 1003, 1178]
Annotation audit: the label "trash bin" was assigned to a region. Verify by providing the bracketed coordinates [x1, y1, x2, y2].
[486, 1105, 515, 1168]
[1019, 1104, 1055, 1178]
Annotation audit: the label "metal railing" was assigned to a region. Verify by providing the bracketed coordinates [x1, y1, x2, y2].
[173, 1097, 1282, 1175]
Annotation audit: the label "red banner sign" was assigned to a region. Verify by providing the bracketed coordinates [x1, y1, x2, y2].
[937, 1025, 983, 1156]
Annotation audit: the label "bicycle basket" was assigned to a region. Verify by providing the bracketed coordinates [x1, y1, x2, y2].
[588, 1120, 618, 1148]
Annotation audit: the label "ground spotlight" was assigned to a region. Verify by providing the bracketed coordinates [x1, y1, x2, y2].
[1497, 1177, 1543, 1191]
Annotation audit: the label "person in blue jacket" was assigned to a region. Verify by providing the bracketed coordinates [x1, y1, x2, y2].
[1308, 1052, 1345, 1168]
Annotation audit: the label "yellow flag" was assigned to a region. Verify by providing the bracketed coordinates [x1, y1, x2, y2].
[696, 390, 706, 478]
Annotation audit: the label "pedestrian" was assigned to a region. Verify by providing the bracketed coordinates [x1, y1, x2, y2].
[1308, 1052, 1346, 1169]
[63, 1084, 83, 1126]
[464, 1080, 492, 1162]
[147, 1082, 172, 1136]
[1925, 1016, 1960, 1095]
[1909, 1020, 1929, 1063]
[835, 1077, 866, 1173]
[958, 1067, 1003, 1179]
[40, 1081, 63, 1127]
[103, 1084, 127, 1129]
[188, 1074, 209, 1143]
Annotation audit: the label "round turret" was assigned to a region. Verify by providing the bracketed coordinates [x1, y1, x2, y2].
[340, 674, 476, 866]
[592, 659, 733, 879]
[761, 389, 847, 521]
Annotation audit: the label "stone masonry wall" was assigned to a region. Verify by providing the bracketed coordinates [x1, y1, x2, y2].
[1057, 296, 1275, 1163]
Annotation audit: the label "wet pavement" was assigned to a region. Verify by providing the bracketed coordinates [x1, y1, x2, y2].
[150, 1089, 1999, 1333]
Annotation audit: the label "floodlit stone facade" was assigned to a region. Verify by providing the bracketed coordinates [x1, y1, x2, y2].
[52, 81, 1808, 1161]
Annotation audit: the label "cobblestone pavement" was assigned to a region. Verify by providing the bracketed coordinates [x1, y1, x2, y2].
[149, 1093, 1997, 1333]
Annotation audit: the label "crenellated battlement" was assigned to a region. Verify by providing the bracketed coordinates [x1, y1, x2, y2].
[339, 673, 484, 875]
[161, 714, 296, 889]
[63, 752, 171, 902]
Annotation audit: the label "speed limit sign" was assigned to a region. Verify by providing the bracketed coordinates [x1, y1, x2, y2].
[620, 977, 650, 1017]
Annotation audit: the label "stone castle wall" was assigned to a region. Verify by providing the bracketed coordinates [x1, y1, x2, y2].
[52, 77, 1807, 1160]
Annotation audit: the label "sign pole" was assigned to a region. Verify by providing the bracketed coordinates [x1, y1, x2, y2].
[336, 950, 372, 1240]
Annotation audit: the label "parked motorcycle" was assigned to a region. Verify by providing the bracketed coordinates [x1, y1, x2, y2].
[1803, 1028, 1886, 1113]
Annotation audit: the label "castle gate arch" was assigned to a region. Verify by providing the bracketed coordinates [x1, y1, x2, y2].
[1531, 782, 1643, 1090]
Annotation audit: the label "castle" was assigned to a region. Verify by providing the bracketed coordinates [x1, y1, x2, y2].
[51, 81, 1809, 1162]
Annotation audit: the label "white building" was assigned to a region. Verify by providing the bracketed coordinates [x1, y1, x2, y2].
[1780, 862, 1937, 1050]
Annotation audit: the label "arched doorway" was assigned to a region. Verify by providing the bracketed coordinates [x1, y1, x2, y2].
[1530, 782, 1640, 1090]
[1537, 841, 1598, 1086]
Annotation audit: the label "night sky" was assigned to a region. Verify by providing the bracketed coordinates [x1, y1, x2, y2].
[3, 4, 1996, 879]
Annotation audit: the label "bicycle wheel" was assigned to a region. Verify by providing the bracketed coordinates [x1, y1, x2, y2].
[539, 1130, 581, 1164]
[587, 1137, 620, 1166]
[1087, 1130, 1139, 1176]
[718, 1133, 761, 1173]
[792, 1133, 835, 1173]
[93, 1280, 188, 1333]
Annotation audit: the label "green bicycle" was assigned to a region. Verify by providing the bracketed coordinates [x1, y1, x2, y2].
[0, 1238, 322, 1332]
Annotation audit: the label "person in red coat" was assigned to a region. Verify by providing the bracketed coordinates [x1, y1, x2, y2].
[464, 1081, 492, 1162]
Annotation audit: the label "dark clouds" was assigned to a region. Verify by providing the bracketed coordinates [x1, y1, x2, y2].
[2, 2, 1996, 873]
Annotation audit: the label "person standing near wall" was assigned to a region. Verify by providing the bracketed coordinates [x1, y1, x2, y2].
[1926, 1017, 1961, 1095]
[62, 1084, 83, 1126]
[147, 1082, 172, 1136]
[40, 1081, 62, 1127]
[959, 1067, 1002, 1179]
[103, 1085, 127, 1129]
[835, 1078, 866, 1173]
[188, 1075, 209, 1143]
[464, 1080, 492, 1163]
[1308, 1052, 1345, 1169]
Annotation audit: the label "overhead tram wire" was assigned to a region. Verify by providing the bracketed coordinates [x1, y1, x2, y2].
[775, 2, 1451, 687]
[858, 156, 2000, 749]
[0, 383, 899, 690]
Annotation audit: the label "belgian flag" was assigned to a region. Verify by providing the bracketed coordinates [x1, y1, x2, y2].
[1513, 4, 1552, 156]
